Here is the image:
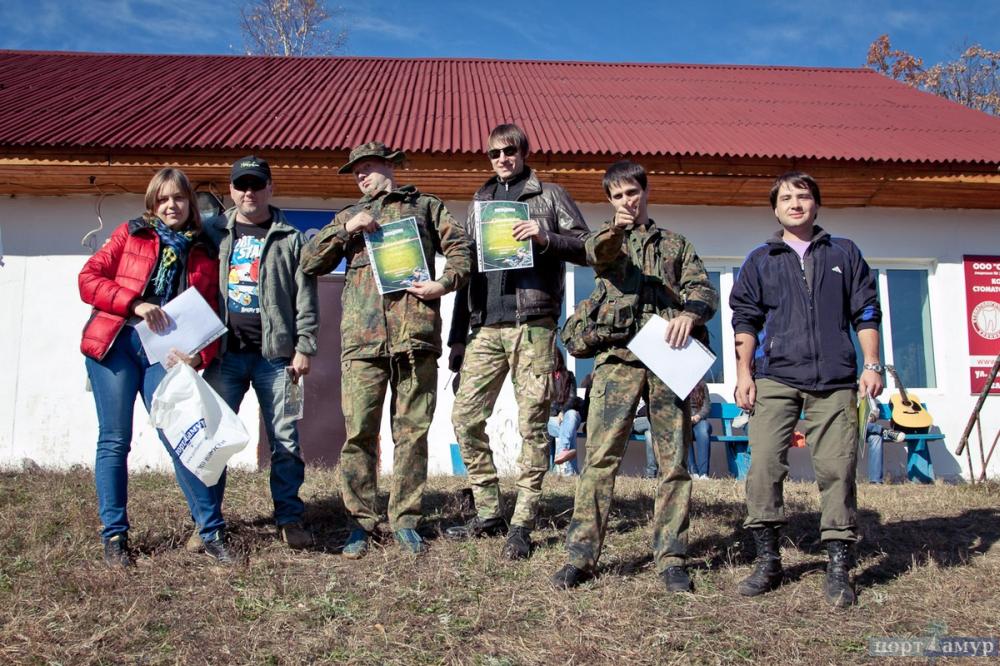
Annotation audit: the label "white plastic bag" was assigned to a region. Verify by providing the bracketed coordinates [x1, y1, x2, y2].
[150, 363, 250, 486]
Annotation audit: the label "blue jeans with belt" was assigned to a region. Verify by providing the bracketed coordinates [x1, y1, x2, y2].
[85, 327, 226, 542]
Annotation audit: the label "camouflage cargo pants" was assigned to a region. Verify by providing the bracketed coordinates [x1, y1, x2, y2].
[451, 319, 555, 529]
[565, 358, 692, 573]
[339, 354, 436, 532]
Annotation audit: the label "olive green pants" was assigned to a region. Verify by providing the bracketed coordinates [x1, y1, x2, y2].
[744, 378, 859, 542]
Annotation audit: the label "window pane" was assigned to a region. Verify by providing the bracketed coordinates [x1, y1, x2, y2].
[887, 269, 936, 388]
[572, 266, 596, 383]
[705, 271, 724, 383]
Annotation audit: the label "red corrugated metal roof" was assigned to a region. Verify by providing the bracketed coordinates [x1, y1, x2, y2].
[2, 50, 999, 164]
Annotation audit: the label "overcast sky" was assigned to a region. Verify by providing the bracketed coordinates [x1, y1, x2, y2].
[2, 0, 998, 68]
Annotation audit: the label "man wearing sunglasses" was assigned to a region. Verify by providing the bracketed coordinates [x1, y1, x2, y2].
[202, 155, 319, 551]
[446, 123, 589, 560]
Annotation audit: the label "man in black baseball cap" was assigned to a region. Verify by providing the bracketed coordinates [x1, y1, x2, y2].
[200, 153, 319, 552]
[231, 155, 272, 183]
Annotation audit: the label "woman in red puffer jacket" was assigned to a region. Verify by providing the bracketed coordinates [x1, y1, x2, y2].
[79, 167, 232, 567]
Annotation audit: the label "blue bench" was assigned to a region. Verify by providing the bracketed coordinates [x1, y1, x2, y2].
[873, 403, 943, 483]
[708, 402, 943, 482]
[709, 403, 752, 479]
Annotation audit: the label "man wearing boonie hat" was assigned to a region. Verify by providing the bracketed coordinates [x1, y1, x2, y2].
[202, 155, 319, 551]
[301, 141, 471, 557]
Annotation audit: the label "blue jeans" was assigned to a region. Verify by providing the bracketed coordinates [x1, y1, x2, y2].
[547, 409, 581, 474]
[204, 350, 305, 525]
[687, 420, 713, 476]
[866, 422, 884, 483]
[85, 327, 226, 542]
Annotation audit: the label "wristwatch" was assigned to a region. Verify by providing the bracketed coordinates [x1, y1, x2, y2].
[863, 363, 884, 373]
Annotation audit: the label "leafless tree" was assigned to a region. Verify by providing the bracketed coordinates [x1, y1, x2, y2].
[240, 0, 348, 56]
[867, 34, 999, 116]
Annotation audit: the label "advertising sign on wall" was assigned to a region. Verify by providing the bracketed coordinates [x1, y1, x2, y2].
[964, 255, 1000, 394]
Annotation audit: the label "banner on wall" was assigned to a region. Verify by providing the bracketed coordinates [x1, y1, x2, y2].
[964, 255, 1000, 395]
[284, 208, 345, 274]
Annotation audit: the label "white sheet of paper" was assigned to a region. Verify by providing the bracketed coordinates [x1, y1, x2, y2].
[626, 314, 716, 399]
[135, 287, 227, 367]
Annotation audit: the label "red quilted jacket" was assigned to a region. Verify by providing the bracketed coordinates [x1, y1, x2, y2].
[79, 218, 221, 365]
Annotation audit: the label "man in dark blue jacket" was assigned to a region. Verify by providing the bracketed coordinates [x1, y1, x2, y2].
[730, 171, 883, 608]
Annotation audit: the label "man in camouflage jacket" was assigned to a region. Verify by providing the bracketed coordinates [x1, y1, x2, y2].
[445, 123, 589, 560]
[300, 142, 471, 557]
[551, 160, 718, 592]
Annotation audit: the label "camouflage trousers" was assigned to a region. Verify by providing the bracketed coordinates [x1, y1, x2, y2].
[566, 358, 692, 573]
[339, 354, 436, 532]
[451, 319, 555, 529]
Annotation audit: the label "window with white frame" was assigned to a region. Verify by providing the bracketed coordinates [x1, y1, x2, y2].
[567, 264, 937, 391]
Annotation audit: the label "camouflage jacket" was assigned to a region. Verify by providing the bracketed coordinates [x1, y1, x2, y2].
[300, 185, 471, 360]
[587, 219, 718, 365]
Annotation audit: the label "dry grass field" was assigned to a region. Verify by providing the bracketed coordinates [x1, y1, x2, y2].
[1, 468, 998, 665]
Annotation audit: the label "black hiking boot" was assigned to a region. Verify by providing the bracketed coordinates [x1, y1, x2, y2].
[551, 563, 589, 590]
[737, 526, 783, 596]
[501, 526, 532, 560]
[660, 566, 693, 592]
[824, 540, 856, 608]
[444, 516, 506, 540]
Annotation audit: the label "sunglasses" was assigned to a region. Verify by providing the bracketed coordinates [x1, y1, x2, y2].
[232, 178, 268, 192]
[487, 145, 518, 160]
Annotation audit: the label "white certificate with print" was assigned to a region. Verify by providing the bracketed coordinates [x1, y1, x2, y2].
[627, 314, 715, 400]
[135, 287, 227, 367]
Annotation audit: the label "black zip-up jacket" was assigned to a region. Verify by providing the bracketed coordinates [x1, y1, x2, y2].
[448, 168, 589, 345]
[729, 226, 881, 391]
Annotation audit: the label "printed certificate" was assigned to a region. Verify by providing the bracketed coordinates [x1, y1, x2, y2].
[475, 201, 533, 272]
[364, 217, 431, 295]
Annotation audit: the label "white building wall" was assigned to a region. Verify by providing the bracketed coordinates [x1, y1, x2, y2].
[1, 194, 997, 480]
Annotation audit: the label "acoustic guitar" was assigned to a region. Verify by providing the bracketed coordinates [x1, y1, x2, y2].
[885, 365, 933, 431]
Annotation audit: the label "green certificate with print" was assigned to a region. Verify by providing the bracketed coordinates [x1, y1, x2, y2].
[364, 217, 431, 295]
[475, 201, 533, 272]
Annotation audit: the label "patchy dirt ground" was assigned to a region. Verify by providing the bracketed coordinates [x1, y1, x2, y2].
[1, 469, 998, 664]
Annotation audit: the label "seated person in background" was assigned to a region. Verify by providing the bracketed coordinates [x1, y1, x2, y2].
[635, 399, 657, 478]
[548, 349, 583, 474]
[686, 380, 713, 479]
[865, 410, 905, 484]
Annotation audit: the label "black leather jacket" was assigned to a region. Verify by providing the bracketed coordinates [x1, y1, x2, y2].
[448, 168, 589, 345]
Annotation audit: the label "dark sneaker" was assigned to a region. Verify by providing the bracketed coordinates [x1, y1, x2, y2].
[660, 566, 693, 592]
[881, 428, 906, 443]
[103, 533, 133, 568]
[394, 528, 427, 555]
[203, 532, 235, 566]
[280, 522, 313, 549]
[185, 530, 203, 554]
[342, 528, 370, 559]
[444, 516, 506, 540]
[501, 526, 532, 560]
[551, 563, 589, 590]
